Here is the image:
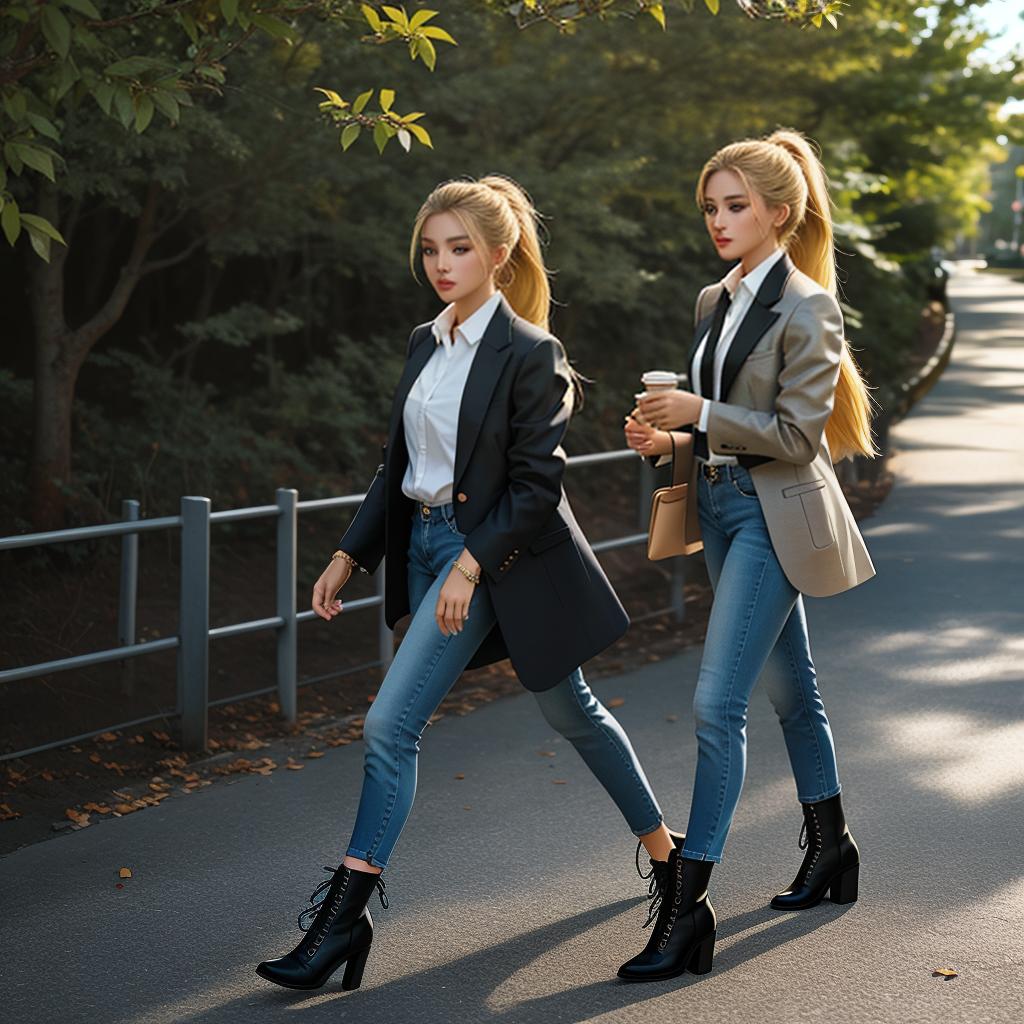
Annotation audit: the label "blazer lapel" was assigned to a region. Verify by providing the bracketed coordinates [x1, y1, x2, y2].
[718, 251, 794, 401]
[686, 291, 721, 375]
[453, 293, 514, 485]
[387, 325, 435, 451]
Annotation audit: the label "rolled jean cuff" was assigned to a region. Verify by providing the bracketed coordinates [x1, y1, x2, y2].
[630, 813, 665, 839]
[680, 848, 723, 864]
[344, 846, 387, 870]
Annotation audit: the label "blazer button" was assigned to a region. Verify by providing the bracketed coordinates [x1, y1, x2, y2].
[456, 492, 468, 503]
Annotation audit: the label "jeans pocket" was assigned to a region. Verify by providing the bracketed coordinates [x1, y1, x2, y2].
[731, 469, 758, 499]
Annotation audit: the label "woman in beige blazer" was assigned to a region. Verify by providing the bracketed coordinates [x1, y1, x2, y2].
[618, 129, 879, 982]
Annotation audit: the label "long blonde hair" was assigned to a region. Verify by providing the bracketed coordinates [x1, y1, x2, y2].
[696, 129, 880, 461]
[409, 173, 585, 410]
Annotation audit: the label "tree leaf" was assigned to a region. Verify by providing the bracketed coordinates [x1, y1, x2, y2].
[13, 144, 56, 181]
[114, 86, 135, 129]
[340, 123, 361, 151]
[373, 120, 390, 154]
[419, 26, 456, 45]
[92, 80, 114, 115]
[20, 213, 67, 245]
[360, 3, 382, 32]
[417, 35, 436, 71]
[352, 89, 373, 114]
[25, 223, 52, 262]
[381, 5, 409, 31]
[250, 13, 295, 40]
[151, 91, 180, 123]
[220, 0, 239, 25]
[134, 94, 155, 133]
[379, 88, 395, 112]
[397, 128, 411, 152]
[1, 199, 21, 245]
[407, 122, 432, 149]
[41, 6, 72, 59]
[313, 87, 347, 108]
[26, 112, 60, 141]
[409, 9, 439, 31]
[61, 0, 102, 18]
[704, 0, 720, 13]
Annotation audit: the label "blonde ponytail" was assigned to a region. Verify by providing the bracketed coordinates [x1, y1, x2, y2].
[697, 129, 881, 461]
[477, 174, 552, 331]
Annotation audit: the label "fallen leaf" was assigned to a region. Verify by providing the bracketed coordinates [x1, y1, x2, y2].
[98, 731, 118, 742]
[607, 698, 625, 708]
[306, 751, 325, 759]
[538, 750, 556, 758]
[65, 808, 91, 827]
[41, 770, 55, 781]
[665, 714, 679, 722]
[932, 967, 958, 977]
[83, 802, 111, 814]
[118, 867, 132, 879]
[454, 773, 465, 780]
[552, 779, 568, 785]
[0, 803, 21, 821]
[88, 753, 102, 764]
[286, 762, 304, 771]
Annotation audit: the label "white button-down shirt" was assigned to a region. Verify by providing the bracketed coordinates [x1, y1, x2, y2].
[656, 247, 784, 469]
[401, 290, 503, 505]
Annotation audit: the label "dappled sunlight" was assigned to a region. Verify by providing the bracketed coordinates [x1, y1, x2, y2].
[888, 712, 1024, 804]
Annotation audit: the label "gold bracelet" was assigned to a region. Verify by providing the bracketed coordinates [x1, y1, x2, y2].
[331, 549, 367, 574]
[452, 559, 481, 585]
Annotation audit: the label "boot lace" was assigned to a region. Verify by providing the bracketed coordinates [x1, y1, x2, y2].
[636, 840, 669, 929]
[298, 864, 389, 933]
[798, 808, 822, 884]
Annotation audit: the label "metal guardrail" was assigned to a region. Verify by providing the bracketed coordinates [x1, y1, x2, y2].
[0, 449, 684, 761]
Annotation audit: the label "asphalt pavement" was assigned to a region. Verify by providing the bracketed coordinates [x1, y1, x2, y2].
[2, 262, 1021, 1024]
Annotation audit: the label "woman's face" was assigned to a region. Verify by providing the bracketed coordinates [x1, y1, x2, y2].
[701, 168, 787, 263]
[419, 210, 504, 305]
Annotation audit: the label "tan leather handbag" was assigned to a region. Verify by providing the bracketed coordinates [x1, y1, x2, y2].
[647, 431, 704, 560]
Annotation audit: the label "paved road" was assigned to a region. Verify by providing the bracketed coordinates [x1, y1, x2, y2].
[2, 263, 1021, 1023]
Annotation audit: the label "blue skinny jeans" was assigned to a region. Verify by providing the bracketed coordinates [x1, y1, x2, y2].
[345, 502, 664, 868]
[681, 463, 842, 864]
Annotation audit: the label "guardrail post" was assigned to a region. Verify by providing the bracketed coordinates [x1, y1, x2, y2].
[670, 559, 686, 623]
[118, 498, 140, 696]
[276, 487, 298, 724]
[377, 558, 393, 674]
[179, 496, 211, 751]
[638, 456, 655, 531]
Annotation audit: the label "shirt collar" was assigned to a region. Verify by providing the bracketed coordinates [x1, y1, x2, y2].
[431, 290, 504, 348]
[721, 247, 785, 301]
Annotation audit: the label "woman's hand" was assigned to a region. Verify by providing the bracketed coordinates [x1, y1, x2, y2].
[624, 412, 673, 457]
[436, 554, 478, 636]
[636, 389, 703, 431]
[312, 558, 352, 621]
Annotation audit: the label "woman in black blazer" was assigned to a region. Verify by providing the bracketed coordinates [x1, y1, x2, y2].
[255, 174, 681, 992]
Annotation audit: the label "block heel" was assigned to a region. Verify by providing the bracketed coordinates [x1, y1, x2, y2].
[829, 863, 859, 904]
[341, 945, 371, 990]
[687, 930, 716, 975]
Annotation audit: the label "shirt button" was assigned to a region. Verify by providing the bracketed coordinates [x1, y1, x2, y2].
[456, 492, 468, 503]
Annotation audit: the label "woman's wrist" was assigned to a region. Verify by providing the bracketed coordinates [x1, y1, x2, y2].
[457, 547, 481, 575]
[331, 549, 367, 574]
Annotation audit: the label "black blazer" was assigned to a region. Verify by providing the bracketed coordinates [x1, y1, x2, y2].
[338, 293, 628, 691]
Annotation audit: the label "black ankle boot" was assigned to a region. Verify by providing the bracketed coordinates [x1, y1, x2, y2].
[770, 792, 859, 910]
[618, 848, 717, 981]
[635, 828, 686, 925]
[256, 863, 388, 990]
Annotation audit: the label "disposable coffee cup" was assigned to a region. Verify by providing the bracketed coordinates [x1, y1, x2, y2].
[631, 370, 681, 436]
[639, 370, 680, 394]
